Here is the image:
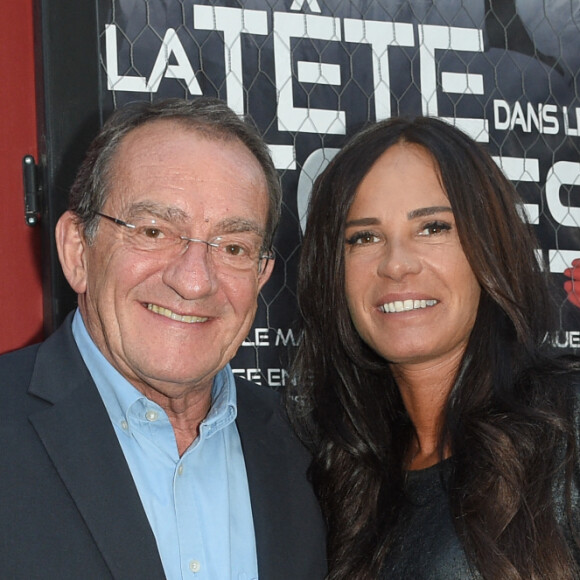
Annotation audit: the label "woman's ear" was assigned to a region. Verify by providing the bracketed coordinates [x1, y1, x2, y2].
[55, 211, 88, 294]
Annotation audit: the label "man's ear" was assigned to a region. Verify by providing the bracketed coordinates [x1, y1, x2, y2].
[55, 211, 88, 294]
[257, 255, 275, 292]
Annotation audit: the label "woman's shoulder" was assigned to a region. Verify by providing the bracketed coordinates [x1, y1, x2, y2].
[553, 361, 580, 401]
[521, 359, 580, 434]
[529, 354, 580, 397]
[566, 370, 580, 398]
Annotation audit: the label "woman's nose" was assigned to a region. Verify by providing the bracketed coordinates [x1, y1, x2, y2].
[376, 240, 421, 281]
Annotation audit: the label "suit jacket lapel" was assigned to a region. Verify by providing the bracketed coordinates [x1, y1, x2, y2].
[236, 381, 296, 579]
[27, 317, 165, 579]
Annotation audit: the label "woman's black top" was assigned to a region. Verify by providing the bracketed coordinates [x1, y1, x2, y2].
[380, 460, 481, 579]
[381, 379, 580, 579]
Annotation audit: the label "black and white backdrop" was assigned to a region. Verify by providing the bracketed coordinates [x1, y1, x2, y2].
[90, 0, 580, 386]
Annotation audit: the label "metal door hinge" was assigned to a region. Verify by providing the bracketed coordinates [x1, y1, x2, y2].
[22, 155, 41, 226]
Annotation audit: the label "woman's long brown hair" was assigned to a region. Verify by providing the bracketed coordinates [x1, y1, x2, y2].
[289, 116, 580, 579]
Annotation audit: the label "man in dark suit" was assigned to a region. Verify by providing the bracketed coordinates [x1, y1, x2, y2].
[0, 98, 326, 579]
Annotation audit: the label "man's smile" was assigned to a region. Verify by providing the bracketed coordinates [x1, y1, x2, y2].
[147, 303, 209, 323]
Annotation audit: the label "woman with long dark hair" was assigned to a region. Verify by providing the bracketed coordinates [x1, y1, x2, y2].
[289, 116, 580, 579]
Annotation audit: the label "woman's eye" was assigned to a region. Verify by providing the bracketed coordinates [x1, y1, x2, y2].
[346, 232, 380, 245]
[419, 221, 451, 236]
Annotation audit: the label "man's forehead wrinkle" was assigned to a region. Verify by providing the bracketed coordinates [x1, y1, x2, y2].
[111, 123, 265, 192]
[119, 122, 244, 168]
[105, 122, 269, 238]
[119, 161, 260, 192]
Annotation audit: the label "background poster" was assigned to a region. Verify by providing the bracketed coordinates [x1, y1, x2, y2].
[99, 0, 580, 387]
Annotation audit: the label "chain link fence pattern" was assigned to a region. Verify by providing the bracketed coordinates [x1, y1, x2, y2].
[99, 0, 580, 388]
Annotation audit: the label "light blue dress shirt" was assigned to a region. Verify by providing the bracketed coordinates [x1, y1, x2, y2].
[72, 311, 258, 580]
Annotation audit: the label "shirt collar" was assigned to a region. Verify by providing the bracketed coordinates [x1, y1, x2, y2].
[71, 309, 237, 439]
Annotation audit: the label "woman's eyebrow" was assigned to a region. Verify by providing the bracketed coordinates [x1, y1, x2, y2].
[345, 207, 453, 228]
[407, 206, 453, 220]
[345, 217, 381, 228]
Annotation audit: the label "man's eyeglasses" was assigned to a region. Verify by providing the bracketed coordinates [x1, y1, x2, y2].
[95, 212, 274, 273]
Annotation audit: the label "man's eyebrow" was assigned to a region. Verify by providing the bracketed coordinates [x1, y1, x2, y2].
[124, 203, 266, 236]
[407, 206, 453, 219]
[125, 202, 188, 222]
[217, 217, 266, 238]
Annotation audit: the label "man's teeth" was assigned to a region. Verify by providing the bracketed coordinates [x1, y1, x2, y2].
[379, 299, 438, 313]
[147, 304, 208, 323]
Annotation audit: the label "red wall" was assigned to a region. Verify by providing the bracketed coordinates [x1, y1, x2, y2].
[0, 0, 43, 353]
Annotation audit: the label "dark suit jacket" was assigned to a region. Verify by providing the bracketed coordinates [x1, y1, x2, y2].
[0, 315, 327, 579]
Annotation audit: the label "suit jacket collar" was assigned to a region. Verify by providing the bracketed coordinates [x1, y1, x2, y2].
[236, 380, 308, 579]
[27, 313, 166, 579]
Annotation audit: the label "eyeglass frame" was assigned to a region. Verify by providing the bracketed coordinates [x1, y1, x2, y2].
[94, 211, 274, 273]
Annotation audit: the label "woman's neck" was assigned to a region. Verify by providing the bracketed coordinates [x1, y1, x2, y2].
[391, 353, 462, 470]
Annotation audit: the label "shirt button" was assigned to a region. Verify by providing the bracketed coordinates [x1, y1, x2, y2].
[120, 420, 129, 431]
[189, 560, 201, 573]
[177, 465, 184, 476]
[145, 410, 159, 422]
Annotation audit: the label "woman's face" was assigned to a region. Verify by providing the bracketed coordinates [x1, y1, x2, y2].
[344, 143, 481, 372]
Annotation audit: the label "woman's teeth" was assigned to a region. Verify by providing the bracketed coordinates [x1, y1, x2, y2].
[379, 299, 438, 313]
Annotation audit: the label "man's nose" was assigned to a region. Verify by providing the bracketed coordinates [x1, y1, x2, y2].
[162, 241, 218, 300]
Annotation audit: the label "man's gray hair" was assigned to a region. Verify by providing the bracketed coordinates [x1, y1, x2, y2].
[69, 97, 282, 249]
